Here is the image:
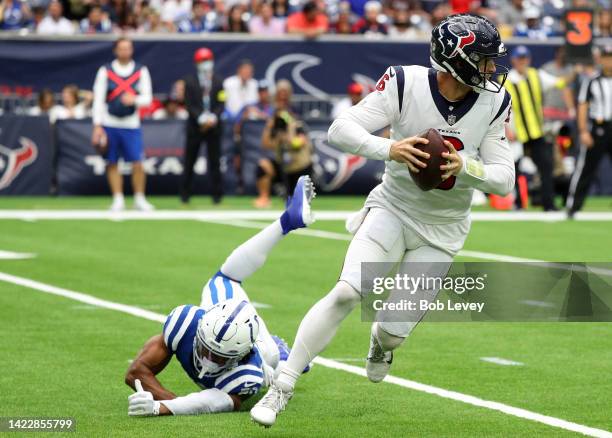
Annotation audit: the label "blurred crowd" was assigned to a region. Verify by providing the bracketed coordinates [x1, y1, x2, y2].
[0, 0, 610, 39]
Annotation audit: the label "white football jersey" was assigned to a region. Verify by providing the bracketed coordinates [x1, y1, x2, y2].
[328, 65, 515, 225]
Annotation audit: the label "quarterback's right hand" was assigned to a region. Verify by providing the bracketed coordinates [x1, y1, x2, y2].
[389, 137, 430, 173]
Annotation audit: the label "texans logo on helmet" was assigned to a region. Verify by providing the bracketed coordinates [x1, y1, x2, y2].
[438, 22, 476, 59]
[0, 137, 38, 190]
[310, 131, 367, 192]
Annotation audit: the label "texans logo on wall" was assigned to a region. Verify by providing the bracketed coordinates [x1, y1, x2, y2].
[0, 138, 38, 190]
[0, 115, 53, 195]
[308, 128, 384, 195]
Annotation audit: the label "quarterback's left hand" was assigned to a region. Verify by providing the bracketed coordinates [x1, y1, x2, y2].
[440, 140, 463, 180]
[128, 379, 161, 416]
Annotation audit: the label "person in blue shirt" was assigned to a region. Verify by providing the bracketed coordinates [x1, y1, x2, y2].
[0, 0, 31, 31]
[125, 176, 315, 417]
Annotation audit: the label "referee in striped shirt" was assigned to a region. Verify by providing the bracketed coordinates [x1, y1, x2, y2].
[567, 44, 612, 218]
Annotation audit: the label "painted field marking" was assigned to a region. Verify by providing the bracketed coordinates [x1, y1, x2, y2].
[0, 250, 36, 260]
[0, 209, 611, 222]
[480, 357, 525, 366]
[1, 270, 611, 438]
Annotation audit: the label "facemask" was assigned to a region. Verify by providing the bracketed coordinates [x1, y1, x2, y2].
[197, 356, 224, 378]
[197, 60, 214, 76]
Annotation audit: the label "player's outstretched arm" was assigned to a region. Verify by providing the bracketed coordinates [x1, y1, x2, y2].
[125, 334, 176, 401]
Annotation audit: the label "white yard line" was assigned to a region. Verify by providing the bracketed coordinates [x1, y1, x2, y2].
[0, 250, 36, 260]
[1, 270, 611, 437]
[0, 209, 612, 221]
[480, 357, 525, 366]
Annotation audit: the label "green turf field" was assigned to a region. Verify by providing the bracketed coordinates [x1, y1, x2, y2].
[0, 196, 611, 437]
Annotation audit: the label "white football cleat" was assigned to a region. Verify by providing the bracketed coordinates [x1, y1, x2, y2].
[366, 328, 393, 383]
[134, 197, 155, 212]
[250, 383, 292, 428]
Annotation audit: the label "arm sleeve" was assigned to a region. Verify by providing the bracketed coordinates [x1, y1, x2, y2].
[135, 67, 153, 107]
[539, 69, 564, 91]
[161, 388, 234, 415]
[327, 66, 403, 161]
[456, 113, 515, 196]
[92, 67, 107, 126]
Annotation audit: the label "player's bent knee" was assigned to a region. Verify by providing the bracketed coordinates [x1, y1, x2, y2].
[330, 281, 361, 308]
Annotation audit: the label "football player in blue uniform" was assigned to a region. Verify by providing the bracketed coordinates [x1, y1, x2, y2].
[125, 176, 315, 417]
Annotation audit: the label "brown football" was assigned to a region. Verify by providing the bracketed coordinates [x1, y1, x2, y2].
[409, 128, 447, 191]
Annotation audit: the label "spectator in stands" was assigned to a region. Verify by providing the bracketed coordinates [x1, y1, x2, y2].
[595, 9, 610, 37]
[177, 0, 218, 33]
[271, 0, 291, 18]
[0, 0, 32, 30]
[158, 0, 191, 28]
[152, 96, 188, 119]
[181, 47, 225, 204]
[388, 8, 421, 38]
[28, 88, 54, 116]
[91, 37, 154, 212]
[332, 82, 363, 119]
[497, 0, 524, 28]
[49, 84, 90, 123]
[223, 59, 258, 120]
[330, 5, 352, 34]
[37, 0, 75, 34]
[353, 1, 387, 35]
[225, 4, 248, 32]
[255, 99, 313, 208]
[286, 1, 328, 38]
[513, 7, 555, 39]
[80, 5, 112, 33]
[249, 1, 285, 35]
[137, 8, 170, 33]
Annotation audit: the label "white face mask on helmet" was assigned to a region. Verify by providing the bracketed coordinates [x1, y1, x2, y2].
[196, 60, 214, 76]
[192, 299, 260, 378]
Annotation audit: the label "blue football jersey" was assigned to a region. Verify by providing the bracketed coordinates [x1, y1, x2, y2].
[162, 304, 265, 396]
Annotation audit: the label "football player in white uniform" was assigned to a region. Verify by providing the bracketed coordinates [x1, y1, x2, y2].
[125, 176, 314, 417]
[251, 14, 515, 427]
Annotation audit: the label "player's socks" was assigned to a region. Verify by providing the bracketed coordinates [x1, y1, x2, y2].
[278, 281, 360, 390]
[279, 175, 316, 234]
[251, 282, 360, 427]
[220, 220, 284, 282]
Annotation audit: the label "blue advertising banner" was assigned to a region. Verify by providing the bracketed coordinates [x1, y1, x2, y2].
[55, 119, 238, 195]
[0, 115, 52, 195]
[0, 38, 560, 96]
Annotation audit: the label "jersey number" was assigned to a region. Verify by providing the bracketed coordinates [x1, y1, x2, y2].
[436, 136, 464, 191]
[376, 74, 390, 91]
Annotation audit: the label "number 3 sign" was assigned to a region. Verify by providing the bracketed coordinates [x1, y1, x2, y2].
[564, 8, 594, 63]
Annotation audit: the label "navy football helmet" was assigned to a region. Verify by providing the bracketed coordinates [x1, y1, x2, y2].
[430, 14, 508, 93]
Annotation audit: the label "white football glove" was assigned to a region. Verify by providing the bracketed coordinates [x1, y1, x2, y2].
[128, 379, 161, 417]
